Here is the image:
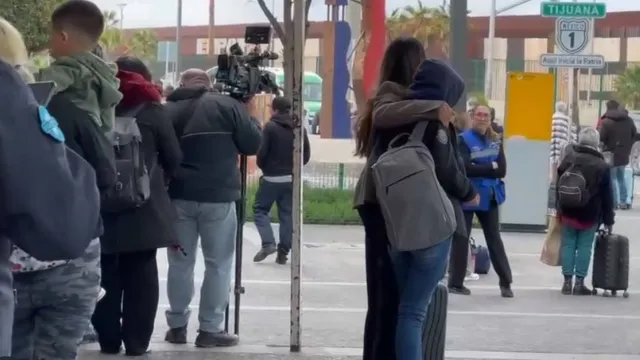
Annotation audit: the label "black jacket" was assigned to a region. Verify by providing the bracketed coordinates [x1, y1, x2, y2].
[47, 94, 117, 193]
[165, 87, 261, 203]
[557, 144, 614, 226]
[101, 102, 182, 254]
[257, 113, 311, 176]
[599, 109, 638, 167]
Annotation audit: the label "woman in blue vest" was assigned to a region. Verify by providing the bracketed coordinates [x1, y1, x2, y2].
[459, 105, 514, 298]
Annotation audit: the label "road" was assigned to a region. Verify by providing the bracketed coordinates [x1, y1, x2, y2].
[79, 207, 640, 360]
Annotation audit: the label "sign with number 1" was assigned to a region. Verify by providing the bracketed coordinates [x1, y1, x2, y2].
[555, 17, 590, 54]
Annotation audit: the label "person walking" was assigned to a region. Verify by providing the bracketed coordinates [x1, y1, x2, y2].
[252, 96, 311, 265]
[556, 128, 614, 295]
[599, 100, 637, 209]
[91, 56, 182, 356]
[460, 105, 514, 298]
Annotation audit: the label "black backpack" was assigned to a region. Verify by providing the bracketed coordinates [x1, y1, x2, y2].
[102, 106, 151, 212]
[557, 164, 592, 208]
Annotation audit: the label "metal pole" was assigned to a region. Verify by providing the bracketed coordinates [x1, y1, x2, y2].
[449, 0, 468, 111]
[484, 0, 496, 98]
[586, 0, 596, 103]
[208, 0, 215, 58]
[270, 0, 276, 66]
[175, 0, 183, 85]
[290, 0, 306, 352]
[567, 0, 577, 124]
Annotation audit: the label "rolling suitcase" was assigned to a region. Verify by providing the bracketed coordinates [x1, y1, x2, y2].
[592, 230, 630, 298]
[422, 282, 448, 360]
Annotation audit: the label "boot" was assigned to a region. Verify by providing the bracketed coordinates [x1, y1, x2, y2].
[573, 276, 592, 295]
[561, 275, 573, 295]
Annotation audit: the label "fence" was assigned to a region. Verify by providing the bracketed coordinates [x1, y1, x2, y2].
[244, 162, 363, 225]
[468, 59, 639, 127]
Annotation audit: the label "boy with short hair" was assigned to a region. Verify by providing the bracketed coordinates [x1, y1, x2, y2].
[39, 0, 122, 131]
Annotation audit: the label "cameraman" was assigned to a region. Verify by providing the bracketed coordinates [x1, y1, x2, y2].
[163, 69, 261, 347]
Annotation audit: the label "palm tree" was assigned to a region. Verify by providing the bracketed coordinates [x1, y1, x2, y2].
[100, 28, 123, 54]
[614, 67, 640, 109]
[103, 10, 119, 28]
[386, 1, 451, 57]
[128, 29, 158, 62]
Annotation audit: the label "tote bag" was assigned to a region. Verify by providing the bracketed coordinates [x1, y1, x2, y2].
[540, 215, 562, 266]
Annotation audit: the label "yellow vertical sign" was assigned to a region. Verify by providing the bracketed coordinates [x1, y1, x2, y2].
[504, 72, 555, 141]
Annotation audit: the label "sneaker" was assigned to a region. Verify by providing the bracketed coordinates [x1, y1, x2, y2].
[253, 245, 277, 263]
[500, 286, 514, 298]
[561, 276, 573, 295]
[448, 285, 471, 295]
[275, 251, 288, 265]
[194, 330, 239, 348]
[465, 273, 480, 281]
[165, 325, 187, 344]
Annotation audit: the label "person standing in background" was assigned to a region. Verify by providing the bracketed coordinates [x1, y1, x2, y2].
[550, 101, 577, 180]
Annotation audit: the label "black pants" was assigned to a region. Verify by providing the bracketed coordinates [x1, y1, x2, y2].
[463, 203, 513, 288]
[448, 232, 470, 288]
[92, 250, 159, 354]
[358, 204, 397, 360]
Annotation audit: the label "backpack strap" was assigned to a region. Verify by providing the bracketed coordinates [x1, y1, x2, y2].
[410, 121, 430, 142]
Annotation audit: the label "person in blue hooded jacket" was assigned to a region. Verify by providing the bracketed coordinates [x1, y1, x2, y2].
[459, 104, 514, 298]
[367, 58, 478, 360]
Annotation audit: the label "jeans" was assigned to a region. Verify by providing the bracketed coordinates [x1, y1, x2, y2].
[357, 205, 398, 360]
[611, 165, 628, 206]
[561, 225, 597, 278]
[391, 239, 451, 360]
[12, 240, 101, 360]
[166, 200, 237, 333]
[253, 179, 293, 253]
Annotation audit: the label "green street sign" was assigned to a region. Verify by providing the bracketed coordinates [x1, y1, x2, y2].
[540, 2, 606, 18]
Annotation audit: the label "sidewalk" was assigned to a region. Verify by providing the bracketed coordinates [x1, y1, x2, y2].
[79, 213, 640, 360]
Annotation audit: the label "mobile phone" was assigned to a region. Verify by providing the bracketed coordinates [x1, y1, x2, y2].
[28, 81, 56, 106]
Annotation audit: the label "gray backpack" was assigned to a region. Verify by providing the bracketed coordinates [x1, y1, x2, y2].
[371, 122, 456, 251]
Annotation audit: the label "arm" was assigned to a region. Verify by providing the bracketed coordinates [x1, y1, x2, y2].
[598, 120, 610, 148]
[148, 104, 182, 178]
[372, 98, 444, 129]
[600, 169, 615, 226]
[231, 102, 262, 156]
[256, 124, 272, 170]
[458, 139, 505, 178]
[426, 122, 477, 202]
[303, 128, 311, 165]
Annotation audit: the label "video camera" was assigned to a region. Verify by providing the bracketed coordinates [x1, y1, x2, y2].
[215, 26, 280, 101]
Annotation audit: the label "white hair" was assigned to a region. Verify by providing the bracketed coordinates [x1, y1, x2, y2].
[555, 101, 568, 114]
[578, 127, 600, 148]
[0, 18, 33, 83]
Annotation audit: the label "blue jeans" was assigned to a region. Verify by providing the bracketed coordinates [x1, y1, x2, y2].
[561, 225, 597, 278]
[611, 166, 628, 206]
[391, 239, 451, 360]
[166, 200, 237, 333]
[253, 179, 293, 253]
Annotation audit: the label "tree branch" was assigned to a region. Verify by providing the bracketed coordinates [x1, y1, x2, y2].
[256, 0, 287, 43]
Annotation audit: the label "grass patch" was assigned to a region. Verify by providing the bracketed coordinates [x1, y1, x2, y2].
[244, 186, 361, 225]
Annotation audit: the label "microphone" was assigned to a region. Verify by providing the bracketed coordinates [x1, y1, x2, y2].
[217, 54, 229, 70]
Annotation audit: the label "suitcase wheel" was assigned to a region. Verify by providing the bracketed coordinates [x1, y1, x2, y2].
[623, 291, 630, 298]
[591, 289, 598, 295]
[603, 291, 611, 297]
[612, 290, 617, 297]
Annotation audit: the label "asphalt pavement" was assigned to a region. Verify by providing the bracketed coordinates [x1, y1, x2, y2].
[79, 200, 640, 360]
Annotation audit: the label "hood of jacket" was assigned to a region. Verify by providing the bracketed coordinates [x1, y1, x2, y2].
[602, 109, 629, 121]
[408, 59, 465, 106]
[166, 86, 209, 102]
[271, 113, 293, 128]
[115, 70, 162, 111]
[38, 53, 122, 130]
[371, 81, 446, 129]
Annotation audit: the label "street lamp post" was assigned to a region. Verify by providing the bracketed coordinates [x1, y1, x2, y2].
[116, 3, 127, 30]
[176, 0, 183, 84]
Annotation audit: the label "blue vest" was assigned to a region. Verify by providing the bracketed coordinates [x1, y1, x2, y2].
[461, 129, 506, 212]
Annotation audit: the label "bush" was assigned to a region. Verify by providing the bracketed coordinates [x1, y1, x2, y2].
[245, 185, 361, 225]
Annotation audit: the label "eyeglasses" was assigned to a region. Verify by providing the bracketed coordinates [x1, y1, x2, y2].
[475, 112, 490, 118]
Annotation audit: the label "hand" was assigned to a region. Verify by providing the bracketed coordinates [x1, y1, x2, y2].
[466, 194, 480, 206]
[437, 104, 455, 125]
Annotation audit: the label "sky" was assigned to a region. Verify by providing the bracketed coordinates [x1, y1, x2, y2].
[91, 0, 640, 29]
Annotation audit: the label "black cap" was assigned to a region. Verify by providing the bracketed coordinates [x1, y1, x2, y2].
[272, 96, 291, 113]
